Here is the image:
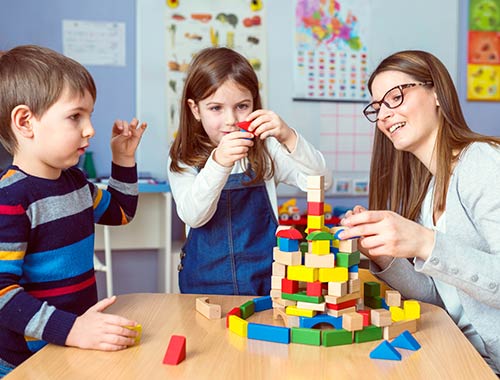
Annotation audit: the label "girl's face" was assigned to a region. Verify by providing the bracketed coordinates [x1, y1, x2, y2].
[188, 79, 253, 145]
[371, 70, 440, 161]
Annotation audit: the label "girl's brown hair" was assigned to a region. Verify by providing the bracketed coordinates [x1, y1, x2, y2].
[169, 47, 273, 184]
[367, 50, 500, 220]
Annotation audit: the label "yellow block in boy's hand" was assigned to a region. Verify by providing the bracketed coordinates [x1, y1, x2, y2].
[125, 324, 142, 345]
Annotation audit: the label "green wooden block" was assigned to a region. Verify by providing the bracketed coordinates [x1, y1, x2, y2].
[354, 325, 383, 343]
[364, 281, 380, 297]
[291, 327, 321, 346]
[364, 296, 383, 309]
[240, 300, 255, 319]
[281, 291, 324, 304]
[299, 242, 309, 254]
[322, 329, 353, 347]
[336, 251, 361, 267]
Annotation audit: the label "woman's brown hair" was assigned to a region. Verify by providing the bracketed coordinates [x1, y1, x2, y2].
[367, 50, 500, 220]
[169, 47, 273, 184]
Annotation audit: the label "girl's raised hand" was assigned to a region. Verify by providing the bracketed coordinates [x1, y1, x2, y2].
[244, 109, 296, 150]
[213, 130, 254, 167]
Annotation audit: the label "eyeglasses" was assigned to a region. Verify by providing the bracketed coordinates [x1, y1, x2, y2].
[363, 82, 433, 122]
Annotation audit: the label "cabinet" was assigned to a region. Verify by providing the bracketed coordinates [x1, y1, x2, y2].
[94, 184, 182, 294]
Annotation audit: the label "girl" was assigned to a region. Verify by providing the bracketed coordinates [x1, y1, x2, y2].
[339, 50, 500, 374]
[168, 47, 331, 296]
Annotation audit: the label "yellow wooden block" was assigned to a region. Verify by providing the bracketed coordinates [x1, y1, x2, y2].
[390, 306, 405, 322]
[229, 315, 248, 337]
[404, 300, 421, 319]
[310, 240, 330, 255]
[320, 267, 348, 282]
[287, 265, 318, 283]
[285, 305, 317, 318]
[125, 324, 142, 345]
[307, 215, 324, 230]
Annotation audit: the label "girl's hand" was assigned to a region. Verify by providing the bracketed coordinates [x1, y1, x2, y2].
[213, 131, 254, 167]
[66, 296, 138, 351]
[244, 109, 297, 150]
[339, 210, 435, 262]
[110, 118, 147, 167]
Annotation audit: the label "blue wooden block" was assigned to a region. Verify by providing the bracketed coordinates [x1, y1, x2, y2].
[391, 330, 421, 351]
[333, 228, 345, 240]
[348, 264, 359, 273]
[278, 238, 299, 252]
[381, 298, 389, 310]
[253, 295, 272, 312]
[299, 314, 343, 330]
[370, 340, 402, 361]
[247, 323, 290, 344]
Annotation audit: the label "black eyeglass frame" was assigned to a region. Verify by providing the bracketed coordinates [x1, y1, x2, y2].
[363, 82, 434, 122]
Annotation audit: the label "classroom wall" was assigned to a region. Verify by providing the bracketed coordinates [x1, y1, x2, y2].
[0, 0, 137, 178]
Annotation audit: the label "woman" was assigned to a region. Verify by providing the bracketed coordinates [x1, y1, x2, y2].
[339, 50, 500, 374]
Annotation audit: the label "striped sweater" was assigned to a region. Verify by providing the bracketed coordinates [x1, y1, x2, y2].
[0, 163, 138, 367]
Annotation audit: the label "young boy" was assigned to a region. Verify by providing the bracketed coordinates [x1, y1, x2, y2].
[0, 45, 147, 377]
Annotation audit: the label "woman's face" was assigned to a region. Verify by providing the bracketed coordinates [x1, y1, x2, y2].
[370, 70, 440, 161]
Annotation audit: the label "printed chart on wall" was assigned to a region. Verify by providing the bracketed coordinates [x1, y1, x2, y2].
[293, 0, 370, 102]
[467, 0, 500, 101]
[164, 0, 267, 142]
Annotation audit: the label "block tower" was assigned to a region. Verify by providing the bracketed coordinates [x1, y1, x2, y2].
[270, 175, 420, 346]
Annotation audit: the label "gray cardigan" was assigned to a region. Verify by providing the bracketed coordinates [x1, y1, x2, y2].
[371, 142, 500, 374]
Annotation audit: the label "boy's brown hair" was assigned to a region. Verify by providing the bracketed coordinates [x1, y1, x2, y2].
[0, 45, 96, 154]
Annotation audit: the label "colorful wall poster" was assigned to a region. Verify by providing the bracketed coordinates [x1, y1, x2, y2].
[164, 0, 266, 141]
[467, 0, 500, 101]
[293, 0, 370, 102]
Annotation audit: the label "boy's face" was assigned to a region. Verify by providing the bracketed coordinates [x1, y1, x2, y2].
[188, 79, 253, 145]
[25, 86, 95, 178]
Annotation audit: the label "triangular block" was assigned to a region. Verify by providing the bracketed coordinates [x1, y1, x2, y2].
[391, 330, 421, 351]
[369, 340, 402, 361]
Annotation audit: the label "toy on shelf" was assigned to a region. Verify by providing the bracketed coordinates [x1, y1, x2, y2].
[278, 198, 340, 226]
[226, 175, 421, 356]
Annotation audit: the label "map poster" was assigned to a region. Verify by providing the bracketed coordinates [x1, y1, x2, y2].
[293, 0, 370, 102]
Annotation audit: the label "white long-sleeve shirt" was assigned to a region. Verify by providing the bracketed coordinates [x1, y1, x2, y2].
[168, 131, 332, 229]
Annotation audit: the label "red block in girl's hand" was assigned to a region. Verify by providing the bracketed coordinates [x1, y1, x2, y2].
[236, 121, 253, 134]
[163, 335, 186, 365]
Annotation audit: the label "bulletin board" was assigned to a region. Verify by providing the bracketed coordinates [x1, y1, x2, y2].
[466, 0, 500, 101]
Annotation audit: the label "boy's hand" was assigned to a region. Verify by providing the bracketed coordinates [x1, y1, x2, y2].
[110, 118, 147, 167]
[243, 110, 297, 151]
[213, 131, 254, 167]
[65, 296, 139, 351]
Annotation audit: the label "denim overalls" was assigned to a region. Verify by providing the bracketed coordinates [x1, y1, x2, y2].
[178, 171, 278, 295]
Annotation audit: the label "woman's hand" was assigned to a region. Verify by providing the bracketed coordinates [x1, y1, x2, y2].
[340, 209, 436, 262]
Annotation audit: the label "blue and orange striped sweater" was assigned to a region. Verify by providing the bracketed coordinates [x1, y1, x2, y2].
[0, 163, 138, 367]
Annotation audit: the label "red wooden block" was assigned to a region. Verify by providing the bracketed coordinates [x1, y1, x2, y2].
[282, 278, 299, 294]
[226, 307, 241, 328]
[326, 298, 357, 311]
[307, 201, 324, 216]
[236, 121, 253, 134]
[357, 309, 371, 326]
[163, 335, 186, 365]
[306, 281, 323, 297]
